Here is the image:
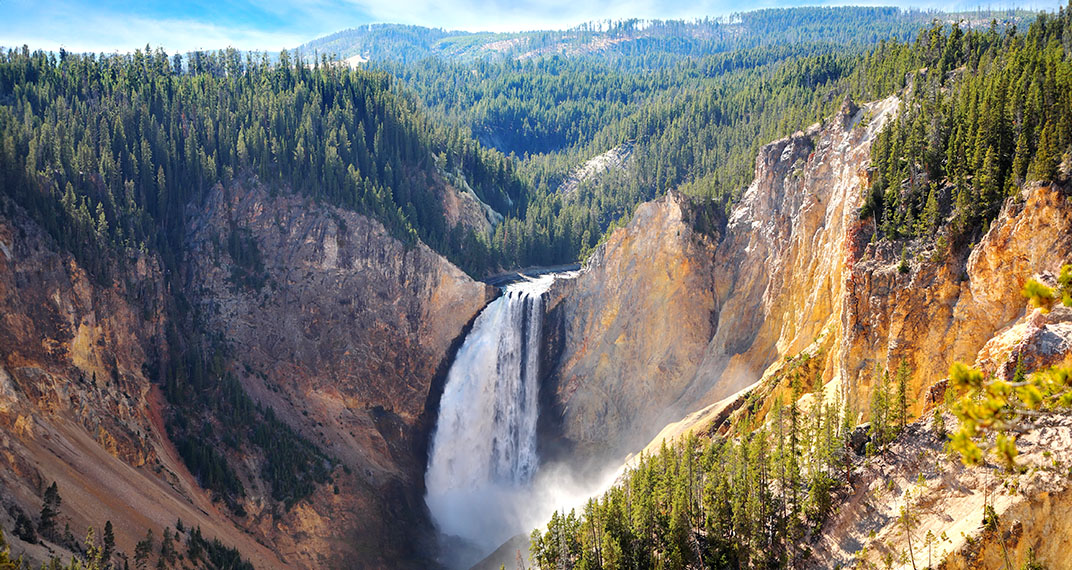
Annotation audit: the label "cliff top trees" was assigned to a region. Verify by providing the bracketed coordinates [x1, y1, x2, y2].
[866, 7, 1072, 246]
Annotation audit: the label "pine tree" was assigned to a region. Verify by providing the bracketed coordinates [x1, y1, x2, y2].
[38, 482, 62, 539]
[869, 368, 891, 451]
[895, 361, 911, 433]
[134, 529, 153, 570]
[102, 521, 116, 569]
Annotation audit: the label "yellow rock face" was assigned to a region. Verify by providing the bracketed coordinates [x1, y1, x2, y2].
[545, 190, 720, 458]
[843, 182, 1072, 421]
[549, 93, 1072, 464]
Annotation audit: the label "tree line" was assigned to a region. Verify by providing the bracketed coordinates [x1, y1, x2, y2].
[865, 9, 1072, 245]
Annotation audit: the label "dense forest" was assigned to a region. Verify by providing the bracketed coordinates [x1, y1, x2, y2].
[525, 8, 1072, 568]
[361, 7, 1052, 269]
[0, 46, 526, 277]
[866, 11, 1072, 246]
[371, 43, 918, 266]
[303, 7, 945, 65]
[528, 353, 912, 569]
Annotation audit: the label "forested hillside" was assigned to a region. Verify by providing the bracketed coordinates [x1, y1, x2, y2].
[0, 47, 525, 278]
[2, 4, 1070, 568]
[351, 7, 1041, 269]
[866, 11, 1072, 246]
[303, 7, 941, 64]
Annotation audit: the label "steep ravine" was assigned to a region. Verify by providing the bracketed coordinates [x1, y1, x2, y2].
[183, 182, 496, 567]
[543, 96, 901, 463]
[0, 201, 289, 568]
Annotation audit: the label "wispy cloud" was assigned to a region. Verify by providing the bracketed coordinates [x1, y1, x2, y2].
[3, 15, 306, 54]
[0, 0, 357, 53]
[1, 0, 1066, 54]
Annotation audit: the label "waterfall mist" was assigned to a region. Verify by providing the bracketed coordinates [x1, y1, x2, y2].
[425, 274, 620, 567]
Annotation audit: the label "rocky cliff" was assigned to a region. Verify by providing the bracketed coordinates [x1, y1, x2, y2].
[542, 191, 721, 459]
[185, 182, 494, 567]
[0, 178, 493, 568]
[0, 201, 289, 568]
[545, 94, 1072, 469]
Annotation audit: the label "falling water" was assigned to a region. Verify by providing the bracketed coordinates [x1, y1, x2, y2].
[424, 274, 554, 563]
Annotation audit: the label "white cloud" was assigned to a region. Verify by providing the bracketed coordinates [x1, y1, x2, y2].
[1, 0, 1066, 55]
[2, 15, 304, 53]
[0, 0, 325, 54]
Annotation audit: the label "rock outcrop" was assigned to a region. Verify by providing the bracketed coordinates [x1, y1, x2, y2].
[810, 304, 1072, 570]
[841, 181, 1072, 420]
[544, 97, 896, 460]
[543, 191, 721, 458]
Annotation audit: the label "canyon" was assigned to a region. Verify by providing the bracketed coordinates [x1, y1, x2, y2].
[1, 88, 1070, 569]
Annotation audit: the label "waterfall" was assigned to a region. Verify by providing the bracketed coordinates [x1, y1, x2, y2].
[425, 274, 554, 563]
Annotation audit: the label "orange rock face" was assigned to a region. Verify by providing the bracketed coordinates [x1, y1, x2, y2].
[0, 180, 492, 568]
[544, 191, 721, 458]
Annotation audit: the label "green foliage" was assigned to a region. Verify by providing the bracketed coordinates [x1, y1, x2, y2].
[38, 482, 61, 539]
[101, 521, 114, 568]
[171, 430, 246, 512]
[1024, 264, 1072, 312]
[225, 225, 266, 291]
[950, 360, 1072, 468]
[0, 45, 524, 279]
[1022, 279, 1058, 312]
[0, 528, 26, 570]
[895, 361, 911, 430]
[134, 529, 154, 570]
[530, 399, 852, 569]
[184, 526, 254, 570]
[10, 511, 35, 546]
[0, 519, 251, 570]
[869, 369, 896, 450]
[164, 360, 333, 511]
[933, 408, 947, 439]
[372, 14, 931, 270]
[252, 406, 333, 508]
[1060, 264, 1072, 305]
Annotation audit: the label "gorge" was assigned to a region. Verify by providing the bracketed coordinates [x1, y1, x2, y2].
[2, 6, 1072, 570]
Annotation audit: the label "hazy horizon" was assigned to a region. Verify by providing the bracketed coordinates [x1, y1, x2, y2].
[2, 0, 1066, 55]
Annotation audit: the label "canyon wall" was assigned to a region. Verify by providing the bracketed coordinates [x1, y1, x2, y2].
[0, 179, 492, 568]
[185, 183, 494, 567]
[545, 94, 1072, 466]
[0, 202, 289, 568]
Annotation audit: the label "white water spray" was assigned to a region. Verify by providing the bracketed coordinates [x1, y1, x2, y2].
[425, 273, 623, 567]
[425, 275, 552, 558]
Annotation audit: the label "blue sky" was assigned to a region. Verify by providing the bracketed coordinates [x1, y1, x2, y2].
[1, 0, 1065, 54]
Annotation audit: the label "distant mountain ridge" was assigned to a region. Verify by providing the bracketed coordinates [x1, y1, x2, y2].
[299, 6, 1033, 64]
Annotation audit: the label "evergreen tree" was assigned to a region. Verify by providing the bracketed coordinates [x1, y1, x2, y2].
[38, 482, 61, 540]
